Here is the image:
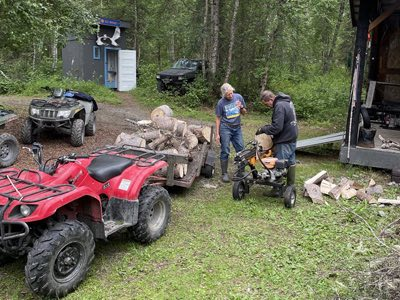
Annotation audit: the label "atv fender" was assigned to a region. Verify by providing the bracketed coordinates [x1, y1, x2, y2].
[9, 187, 102, 223]
[111, 160, 168, 200]
[78, 100, 94, 125]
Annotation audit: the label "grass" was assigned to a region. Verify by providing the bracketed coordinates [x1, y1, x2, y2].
[1, 89, 399, 299]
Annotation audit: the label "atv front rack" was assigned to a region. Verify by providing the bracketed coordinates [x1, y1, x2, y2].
[0, 170, 75, 202]
[91, 145, 166, 167]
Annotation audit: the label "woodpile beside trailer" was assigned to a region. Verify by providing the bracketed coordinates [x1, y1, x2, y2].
[116, 105, 213, 179]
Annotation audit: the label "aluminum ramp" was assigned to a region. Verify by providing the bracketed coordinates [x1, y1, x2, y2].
[296, 132, 345, 149]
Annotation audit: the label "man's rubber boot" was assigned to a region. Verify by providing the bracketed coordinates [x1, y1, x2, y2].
[220, 159, 230, 183]
[287, 165, 296, 186]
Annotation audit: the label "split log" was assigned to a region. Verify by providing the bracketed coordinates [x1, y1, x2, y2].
[175, 120, 187, 138]
[188, 124, 212, 143]
[328, 179, 351, 200]
[115, 132, 146, 147]
[356, 189, 377, 204]
[304, 170, 328, 186]
[151, 105, 173, 121]
[184, 131, 198, 150]
[320, 180, 337, 195]
[304, 183, 325, 204]
[377, 198, 400, 205]
[159, 148, 186, 178]
[341, 188, 357, 200]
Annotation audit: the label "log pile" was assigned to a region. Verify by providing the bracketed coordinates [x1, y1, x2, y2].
[115, 105, 212, 179]
[303, 171, 399, 205]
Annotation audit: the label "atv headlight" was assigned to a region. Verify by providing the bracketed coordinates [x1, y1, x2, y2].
[178, 76, 184, 81]
[156, 75, 160, 79]
[30, 108, 40, 115]
[58, 110, 71, 118]
[20, 205, 32, 217]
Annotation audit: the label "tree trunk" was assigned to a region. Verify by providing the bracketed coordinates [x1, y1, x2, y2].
[260, 0, 286, 94]
[51, 33, 58, 71]
[224, 0, 240, 83]
[210, 0, 220, 79]
[323, 0, 346, 73]
[202, 0, 209, 79]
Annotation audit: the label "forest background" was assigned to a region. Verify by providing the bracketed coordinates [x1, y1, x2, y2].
[0, 0, 353, 124]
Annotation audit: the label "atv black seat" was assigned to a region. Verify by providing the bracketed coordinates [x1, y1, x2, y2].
[275, 159, 289, 169]
[88, 154, 133, 183]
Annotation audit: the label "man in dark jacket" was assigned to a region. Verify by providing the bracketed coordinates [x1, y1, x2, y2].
[256, 90, 298, 190]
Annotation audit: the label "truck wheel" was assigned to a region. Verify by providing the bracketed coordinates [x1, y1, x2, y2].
[85, 112, 96, 136]
[157, 80, 166, 92]
[201, 164, 215, 178]
[21, 118, 35, 144]
[283, 185, 296, 208]
[129, 186, 171, 244]
[25, 220, 95, 298]
[71, 119, 85, 147]
[232, 180, 246, 201]
[0, 133, 19, 167]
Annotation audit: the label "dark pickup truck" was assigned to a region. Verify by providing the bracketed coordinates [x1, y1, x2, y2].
[156, 58, 204, 93]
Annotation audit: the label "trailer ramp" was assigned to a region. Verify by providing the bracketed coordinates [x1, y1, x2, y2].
[296, 132, 345, 150]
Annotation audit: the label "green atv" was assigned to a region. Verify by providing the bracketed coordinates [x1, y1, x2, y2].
[21, 87, 97, 147]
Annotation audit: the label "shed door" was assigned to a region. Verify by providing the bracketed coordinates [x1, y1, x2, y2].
[105, 48, 119, 89]
[118, 50, 136, 91]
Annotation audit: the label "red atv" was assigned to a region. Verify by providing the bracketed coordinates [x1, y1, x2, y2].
[0, 143, 171, 297]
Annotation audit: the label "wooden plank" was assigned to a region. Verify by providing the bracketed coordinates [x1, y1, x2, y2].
[368, 2, 400, 32]
[377, 198, 400, 205]
[365, 80, 376, 108]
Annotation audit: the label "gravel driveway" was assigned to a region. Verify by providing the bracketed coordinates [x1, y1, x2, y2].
[0, 92, 152, 169]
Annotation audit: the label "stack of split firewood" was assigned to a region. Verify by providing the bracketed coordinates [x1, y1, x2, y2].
[303, 170, 399, 205]
[115, 105, 212, 178]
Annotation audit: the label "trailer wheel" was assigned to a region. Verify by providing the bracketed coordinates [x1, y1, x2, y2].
[391, 169, 400, 183]
[129, 186, 171, 244]
[283, 185, 296, 208]
[201, 164, 215, 178]
[25, 220, 95, 298]
[71, 119, 85, 147]
[85, 112, 96, 136]
[232, 180, 246, 201]
[0, 133, 19, 167]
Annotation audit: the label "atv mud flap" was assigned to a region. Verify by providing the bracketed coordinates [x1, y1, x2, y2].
[0, 220, 29, 242]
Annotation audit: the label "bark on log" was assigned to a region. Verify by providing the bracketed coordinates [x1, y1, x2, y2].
[184, 131, 198, 150]
[148, 135, 171, 150]
[159, 148, 186, 178]
[304, 183, 325, 204]
[188, 124, 212, 143]
[151, 105, 173, 121]
[152, 116, 178, 132]
[320, 179, 337, 195]
[115, 132, 146, 147]
[140, 130, 161, 141]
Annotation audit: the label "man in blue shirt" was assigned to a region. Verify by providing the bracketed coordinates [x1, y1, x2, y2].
[215, 83, 247, 182]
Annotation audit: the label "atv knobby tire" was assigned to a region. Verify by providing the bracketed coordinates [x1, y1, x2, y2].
[85, 112, 96, 136]
[25, 220, 95, 298]
[71, 119, 85, 147]
[21, 118, 35, 144]
[129, 186, 171, 244]
[0, 133, 19, 167]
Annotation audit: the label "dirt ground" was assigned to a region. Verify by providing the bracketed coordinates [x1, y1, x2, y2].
[0, 92, 152, 169]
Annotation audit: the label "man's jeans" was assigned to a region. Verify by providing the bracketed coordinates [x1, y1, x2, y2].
[274, 142, 296, 165]
[219, 123, 244, 160]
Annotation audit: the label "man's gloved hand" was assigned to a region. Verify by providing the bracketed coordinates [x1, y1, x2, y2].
[255, 127, 264, 135]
